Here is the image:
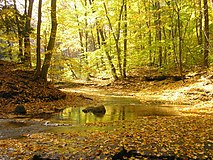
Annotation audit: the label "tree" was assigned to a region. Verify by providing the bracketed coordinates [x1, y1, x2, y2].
[122, 0, 127, 78]
[2, 0, 211, 81]
[0, 2, 22, 60]
[155, 1, 162, 67]
[13, 0, 24, 63]
[103, 1, 123, 77]
[34, 0, 42, 79]
[99, 28, 118, 80]
[40, 0, 57, 81]
[23, 0, 34, 67]
[203, 0, 209, 68]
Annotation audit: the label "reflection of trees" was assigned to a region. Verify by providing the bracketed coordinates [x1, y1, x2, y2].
[77, 107, 81, 124]
[58, 98, 179, 125]
[110, 108, 117, 121]
[118, 106, 125, 120]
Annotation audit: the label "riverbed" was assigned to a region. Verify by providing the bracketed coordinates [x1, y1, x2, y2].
[0, 87, 181, 139]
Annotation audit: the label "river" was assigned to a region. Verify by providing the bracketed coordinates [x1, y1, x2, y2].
[0, 87, 180, 139]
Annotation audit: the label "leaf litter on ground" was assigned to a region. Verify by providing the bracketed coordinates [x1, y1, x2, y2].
[0, 115, 212, 159]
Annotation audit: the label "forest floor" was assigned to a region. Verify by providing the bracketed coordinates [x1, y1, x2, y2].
[0, 60, 213, 159]
[0, 60, 96, 118]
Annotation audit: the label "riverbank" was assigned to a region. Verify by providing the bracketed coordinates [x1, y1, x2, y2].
[0, 60, 97, 118]
[58, 68, 213, 116]
[1, 60, 213, 117]
[0, 114, 212, 159]
[0, 61, 213, 159]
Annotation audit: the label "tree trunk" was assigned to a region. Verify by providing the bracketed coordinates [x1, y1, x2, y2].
[195, 0, 203, 56]
[23, 0, 34, 67]
[40, 0, 57, 80]
[122, 0, 127, 79]
[34, 0, 42, 79]
[155, 1, 162, 67]
[99, 29, 118, 80]
[177, 7, 184, 81]
[171, 4, 179, 70]
[144, 0, 152, 65]
[103, 2, 123, 77]
[203, 0, 209, 68]
[74, 3, 85, 79]
[198, 0, 203, 47]
[84, 0, 90, 80]
[13, 0, 24, 63]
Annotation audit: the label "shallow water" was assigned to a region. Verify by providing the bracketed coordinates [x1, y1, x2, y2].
[0, 119, 45, 139]
[0, 95, 180, 139]
[53, 95, 180, 125]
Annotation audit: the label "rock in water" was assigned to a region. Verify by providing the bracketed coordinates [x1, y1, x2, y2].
[14, 105, 27, 115]
[92, 104, 106, 114]
[82, 104, 106, 114]
[82, 106, 95, 113]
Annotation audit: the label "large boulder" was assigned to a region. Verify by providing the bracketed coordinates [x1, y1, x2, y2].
[14, 105, 27, 115]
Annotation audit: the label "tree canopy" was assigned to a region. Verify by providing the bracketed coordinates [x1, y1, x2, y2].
[0, 0, 212, 81]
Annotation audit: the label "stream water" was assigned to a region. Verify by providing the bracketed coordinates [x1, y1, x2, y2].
[0, 91, 180, 139]
[52, 95, 180, 125]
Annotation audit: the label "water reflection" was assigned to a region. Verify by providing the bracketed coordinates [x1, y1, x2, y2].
[54, 96, 179, 125]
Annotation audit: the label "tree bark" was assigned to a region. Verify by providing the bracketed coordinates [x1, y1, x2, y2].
[103, 2, 123, 77]
[203, 0, 209, 68]
[177, 6, 184, 81]
[99, 29, 118, 80]
[198, 0, 203, 47]
[155, 1, 162, 67]
[13, 0, 24, 63]
[122, 0, 127, 79]
[40, 0, 57, 80]
[23, 0, 34, 67]
[34, 0, 42, 79]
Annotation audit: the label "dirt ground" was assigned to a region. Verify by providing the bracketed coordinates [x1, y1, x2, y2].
[1, 60, 213, 117]
[0, 60, 213, 159]
[0, 60, 96, 118]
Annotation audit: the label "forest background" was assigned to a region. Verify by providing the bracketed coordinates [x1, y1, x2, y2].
[0, 1, 213, 159]
[0, 0, 212, 82]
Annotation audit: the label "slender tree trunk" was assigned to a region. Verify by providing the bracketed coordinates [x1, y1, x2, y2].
[23, 0, 34, 67]
[40, 0, 57, 80]
[3, 2, 13, 60]
[99, 29, 118, 80]
[162, 27, 168, 65]
[148, 22, 152, 64]
[155, 1, 162, 67]
[13, 0, 24, 63]
[122, 0, 127, 79]
[171, 4, 179, 68]
[96, 28, 101, 49]
[74, 3, 84, 79]
[90, 30, 96, 51]
[198, 0, 203, 47]
[84, 0, 90, 80]
[203, 0, 209, 68]
[103, 2, 123, 77]
[195, 0, 203, 56]
[177, 7, 184, 80]
[144, 0, 152, 65]
[34, 0, 42, 79]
